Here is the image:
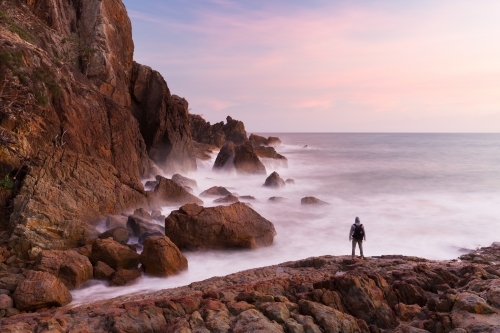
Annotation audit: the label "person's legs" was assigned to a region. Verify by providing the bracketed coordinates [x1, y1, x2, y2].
[359, 240, 364, 258]
[351, 239, 357, 258]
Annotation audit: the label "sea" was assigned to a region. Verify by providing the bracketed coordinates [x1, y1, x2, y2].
[71, 133, 500, 304]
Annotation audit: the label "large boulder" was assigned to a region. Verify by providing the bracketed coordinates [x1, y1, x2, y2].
[126, 214, 164, 239]
[13, 270, 72, 311]
[33, 250, 93, 289]
[140, 236, 188, 276]
[90, 238, 140, 270]
[165, 203, 277, 250]
[110, 269, 142, 286]
[214, 195, 239, 204]
[234, 141, 267, 175]
[151, 176, 203, 207]
[264, 172, 286, 188]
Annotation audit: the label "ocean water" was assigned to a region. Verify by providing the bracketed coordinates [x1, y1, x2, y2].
[72, 133, 500, 304]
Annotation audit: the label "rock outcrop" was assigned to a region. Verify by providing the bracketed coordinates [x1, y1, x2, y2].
[254, 146, 288, 168]
[249, 134, 282, 147]
[0, 0, 199, 257]
[214, 141, 266, 174]
[190, 115, 247, 148]
[165, 203, 277, 249]
[301, 197, 329, 205]
[150, 176, 203, 207]
[4, 243, 500, 332]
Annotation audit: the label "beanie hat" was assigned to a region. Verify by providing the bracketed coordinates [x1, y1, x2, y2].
[355, 217, 360, 224]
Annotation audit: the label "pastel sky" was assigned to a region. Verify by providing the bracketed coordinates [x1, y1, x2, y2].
[123, 0, 500, 132]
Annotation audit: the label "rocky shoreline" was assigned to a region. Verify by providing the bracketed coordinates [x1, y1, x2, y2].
[1, 244, 499, 332]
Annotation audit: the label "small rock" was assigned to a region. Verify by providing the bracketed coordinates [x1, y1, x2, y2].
[268, 196, 287, 203]
[172, 174, 198, 190]
[301, 197, 329, 205]
[394, 303, 421, 321]
[259, 302, 291, 323]
[214, 195, 239, 204]
[138, 231, 165, 244]
[285, 179, 295, 184]
[264, 172, 286, 188]
[200, 186, 231, 197]
[133, 208, 152, 221]
[233, 309, 284, 333]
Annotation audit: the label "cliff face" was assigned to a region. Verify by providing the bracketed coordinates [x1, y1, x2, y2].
[0, 0, 196, 257]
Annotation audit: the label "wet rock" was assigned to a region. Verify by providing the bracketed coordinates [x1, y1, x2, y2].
[264, 171, 286, 188]
[200, 186, 232, 197]
[138, 231, 165, 244]
[301, 197, 329, 205]
[90, 238, 140, 270]
[0, 294, 13, 310]
[13, 270, 72, 311]
[452, 292, 495, 314]
[165, 203, 277, 250]
[94, 261, 115, 280]
[98, 227, 130, 245]
[269, 196, 287, 203]
[214, 195, 239, 204]
[286, 178, 295, 184]
[239, 195, 256, 201]
[172, 174, 198, 190]
[133, 208, 153, 221]
[140, 236, 188, 276]
[126, 214, 164, 238]
[234, 141, 267, 175]
[267, 137, 282, 147]
[106, 215, 129, 229]
[151, 176, 203, 207]
[145, 180, 159, 190]
[110, 269, 141, 286]
[213, 142, 236, 171]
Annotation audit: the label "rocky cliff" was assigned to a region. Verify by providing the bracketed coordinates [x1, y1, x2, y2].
[0, 0, 196, 257]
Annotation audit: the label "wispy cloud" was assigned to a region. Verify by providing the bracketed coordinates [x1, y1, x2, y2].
[125, 0, 500, 132]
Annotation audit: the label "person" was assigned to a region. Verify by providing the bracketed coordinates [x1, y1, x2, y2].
[349, 216, 366, 259]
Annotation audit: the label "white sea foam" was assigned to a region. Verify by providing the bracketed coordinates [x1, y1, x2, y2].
[71, 133, 500, 304]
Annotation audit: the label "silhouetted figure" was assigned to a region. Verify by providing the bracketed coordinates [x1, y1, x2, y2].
[349, 216, 366, 259]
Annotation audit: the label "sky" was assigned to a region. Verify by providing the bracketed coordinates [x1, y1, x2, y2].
[123, 0, 500, 132]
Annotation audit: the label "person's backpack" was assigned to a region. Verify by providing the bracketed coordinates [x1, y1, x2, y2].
[352, 224, 364, 240]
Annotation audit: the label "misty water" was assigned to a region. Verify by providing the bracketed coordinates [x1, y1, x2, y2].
[71, 133, 500, 304]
